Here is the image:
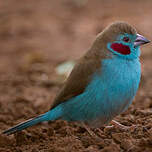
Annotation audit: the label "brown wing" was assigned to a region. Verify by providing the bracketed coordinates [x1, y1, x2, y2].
[50, 53, 102, 110]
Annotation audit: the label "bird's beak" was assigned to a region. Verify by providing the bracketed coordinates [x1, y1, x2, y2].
[134, 34, 150, 47]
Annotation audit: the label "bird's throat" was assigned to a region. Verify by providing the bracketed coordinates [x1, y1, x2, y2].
[110, 43, 131, 55]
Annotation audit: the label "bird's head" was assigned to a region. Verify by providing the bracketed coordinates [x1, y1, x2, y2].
[92, 22, 150, 60]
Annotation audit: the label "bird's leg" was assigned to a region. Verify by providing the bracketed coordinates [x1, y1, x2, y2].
[111, 120, 128, 130]
[109, 120, 135, 131]
[81, 122, 98, 137]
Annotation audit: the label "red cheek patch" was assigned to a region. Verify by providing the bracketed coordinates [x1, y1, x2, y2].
[110, 43, 131, 55]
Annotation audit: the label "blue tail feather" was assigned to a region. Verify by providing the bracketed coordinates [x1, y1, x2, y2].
[2, 106, 63, 135]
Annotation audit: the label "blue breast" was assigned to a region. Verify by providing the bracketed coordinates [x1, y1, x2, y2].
[60, 56, 141, 127]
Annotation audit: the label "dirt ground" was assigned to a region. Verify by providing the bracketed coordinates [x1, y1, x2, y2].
[0, 0, 152, 151]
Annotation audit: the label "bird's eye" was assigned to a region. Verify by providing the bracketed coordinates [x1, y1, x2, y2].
[123, 37, 130, 42]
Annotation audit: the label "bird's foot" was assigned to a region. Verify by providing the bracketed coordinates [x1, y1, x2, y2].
[105, 120, 136, 132]
[81, 123, 102, 138]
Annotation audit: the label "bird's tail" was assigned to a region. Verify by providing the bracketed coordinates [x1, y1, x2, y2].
[2, 106, 63, 135]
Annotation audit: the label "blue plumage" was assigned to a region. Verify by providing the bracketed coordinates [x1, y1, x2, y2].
[3, 22, 150, 135]
[60, 55, 141, 127]
[3, 50, 141, 134]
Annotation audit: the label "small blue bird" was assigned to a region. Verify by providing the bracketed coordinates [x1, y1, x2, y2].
[3, 22, 150, 135]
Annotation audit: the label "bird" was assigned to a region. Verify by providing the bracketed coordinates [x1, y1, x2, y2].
[3, 21, 150, 135]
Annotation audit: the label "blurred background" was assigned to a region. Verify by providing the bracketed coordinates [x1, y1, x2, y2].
[0, 0, 152, 151]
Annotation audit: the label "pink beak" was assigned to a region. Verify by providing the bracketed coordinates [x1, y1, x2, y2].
[134, 34, 150, 47]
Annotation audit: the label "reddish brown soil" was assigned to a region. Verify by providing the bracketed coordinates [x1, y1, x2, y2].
[0, 0, 152, 152]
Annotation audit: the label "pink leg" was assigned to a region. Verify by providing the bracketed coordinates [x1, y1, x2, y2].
[81, 123, 97, 137]
[109, 120, 136, 131]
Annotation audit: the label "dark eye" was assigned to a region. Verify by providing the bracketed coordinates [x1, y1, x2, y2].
[123, 37, 130, 42]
